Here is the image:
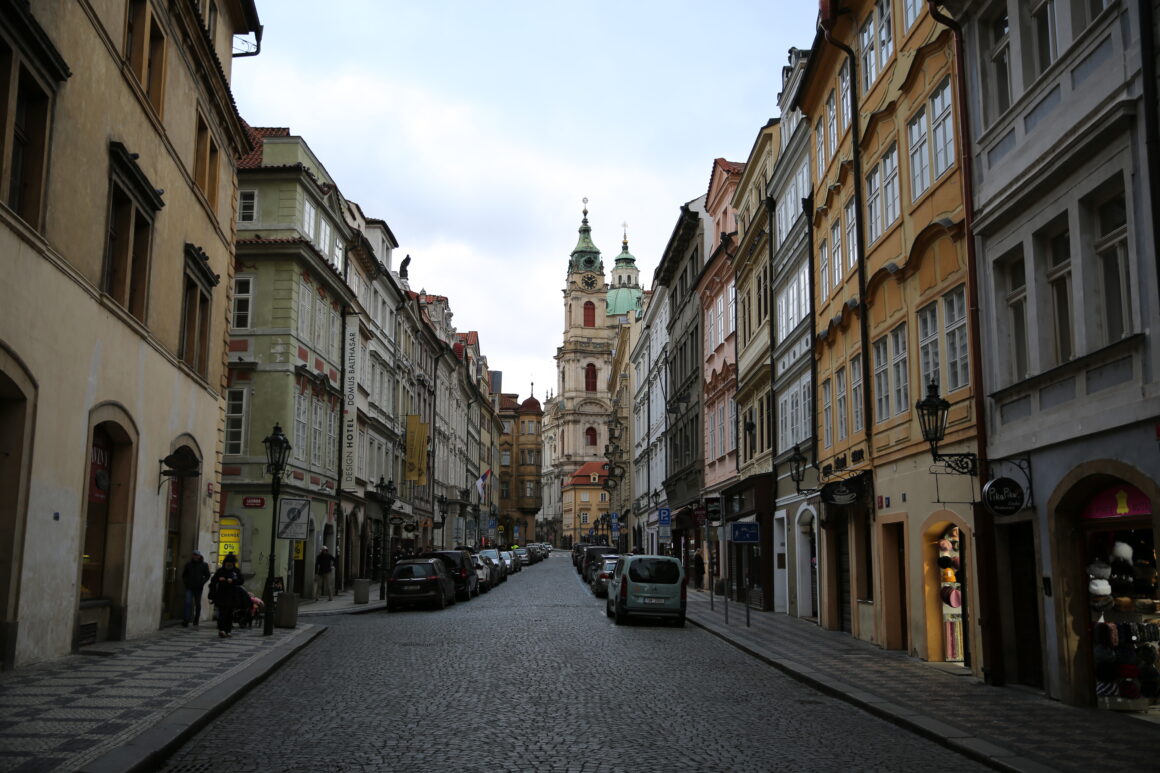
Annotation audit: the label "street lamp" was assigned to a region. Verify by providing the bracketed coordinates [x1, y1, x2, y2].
[915, 381, 977, 476]
[435, 493, 447, 548]
[261, 423, 291, 636]
[788, 445, 821, 495]
[374, 477, 396, 601]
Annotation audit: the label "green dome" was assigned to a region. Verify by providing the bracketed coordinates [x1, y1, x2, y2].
[568, 201, 602, 273]
[606, 286, 642, 316]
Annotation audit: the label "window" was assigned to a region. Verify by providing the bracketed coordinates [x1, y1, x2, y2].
[583, 301, 595, 327]
[501, 450, 511, 466]
[986, 7, 1012, 120]
[944, 286, 969, 391]
[891, 324, 909, 416]
[831, 221, 842, 288]
[302, 199, 316, 239]
[839, 60, 851, 131]
[908, 107, 930, 199]
[327, 405, 337, 472]
[705, 305, 716, 351]
[851, 354, 864, 431]
[238, 190, 256, 222]
[1043, 222, 1073, 364]
[930, 79, 954, 179]
[716, 296, 725, 344]
[878, 0, 894, 62]
[1030, 0, 1057, 77]
[1, 13, 64, 231]
[822, 379, 832, 448]
[866, 165, 882, 243]
[918, 302, 940, 390]
[826, 91, 837, 157]
[819, 239, 830, 297]
[836, 368, 848, 440]
[524, 481, 535, 497]
[104, 143, 163, 322]
[882, 144, 900, 226]
[903, 0, 921, 29]
[126, 0, 166, 113]
[1000, 250, 1029, 381]
[585, 427, 597, 446]
[225, 388, 247, 455]
[873, 338, 890, 422]
[729, 400, 737, 451]
[584, 363, 597, 392]
[728, 284, 736, 333]
[1092, 187, 1130, 344]
[708, 406, 716, 459]
[311, 397, 324, 466]
[580, 512, 589, 525]
[816, 119, 825, 174]
[318, 217, 332, 256]
[294, 390, 308, 461]
[718, 404, 727, 456]
[860, 16, 879, 92]
[194, 114, 219, 208]
[313, 298, 326, 349]
[179, 244, 217, 378]
[845, 199, 858, 269]
[298, 280, 311, 340]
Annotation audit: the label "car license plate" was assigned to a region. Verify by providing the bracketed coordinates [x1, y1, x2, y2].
[403, 584, 419, 591]
[644, 597, 665, 604]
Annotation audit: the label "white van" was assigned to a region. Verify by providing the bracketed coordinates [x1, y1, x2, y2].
[606, 555, 686, 627]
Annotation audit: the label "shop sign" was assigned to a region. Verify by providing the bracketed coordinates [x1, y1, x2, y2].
[342, 316, 360, 489]
[730, 522, 760, 543]
[694, 506, 707, 526]
[242, 496, 265, 508]
[219, 517, 241, 559]
[820, 475, 863, 506]
[982, 477, 1025, 517]
[1082, 484, 1151, 519]
[293, 541, 304, 560]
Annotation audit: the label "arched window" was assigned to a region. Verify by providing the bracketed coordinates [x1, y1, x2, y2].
[583, 301, 596, 327]
[585, 427, 597, 446]
[585, 363, 597, 391]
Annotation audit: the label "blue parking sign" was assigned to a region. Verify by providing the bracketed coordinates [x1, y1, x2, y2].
[658, 507, 671, 526]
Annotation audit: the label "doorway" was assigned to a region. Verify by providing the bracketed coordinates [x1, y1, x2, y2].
[880, 521, 908, 651]
[1004, 520, 1044, 688]
[774, 514, 788, 613]
[0, 353, 35, 669]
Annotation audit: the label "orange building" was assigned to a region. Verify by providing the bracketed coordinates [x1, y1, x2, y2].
[797, 1, 989, 677]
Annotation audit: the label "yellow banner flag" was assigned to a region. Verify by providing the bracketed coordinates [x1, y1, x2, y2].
[405, 414, 428, 485]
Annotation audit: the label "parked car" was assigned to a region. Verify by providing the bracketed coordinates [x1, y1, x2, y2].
[581, 544, 616, 582]
[500, 551, 519, 574]
[419, 550, 479, 600]
[572, 543, 590, 569]
[514, 547, 531, 566]
[386, 559, 455, 611]
[472, 554, 493, 593]
[479, 549, 507, 582]
[589, 556, 619, 597]
[606, 554, 686, 626]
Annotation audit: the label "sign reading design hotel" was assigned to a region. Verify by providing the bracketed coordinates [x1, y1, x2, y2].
[342, 316, 359, 489]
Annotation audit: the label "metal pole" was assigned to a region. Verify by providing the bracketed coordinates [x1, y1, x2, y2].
[379, 520, 387, 601]
[263, 472, 279, 636]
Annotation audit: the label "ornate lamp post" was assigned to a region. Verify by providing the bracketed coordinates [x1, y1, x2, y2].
[375, 477, 396, 601]
[915, 381, 977, 476]
[435, 493, 447, 549]
[261, 424, 291, 636]
[788, 445, 821, 495]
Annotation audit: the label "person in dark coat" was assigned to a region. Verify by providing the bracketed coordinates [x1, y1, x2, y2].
[315, 545, 336, 601]
[693, 551, 705, 590]
[209, 553, 244, 638]
[181, 549, 211, 627]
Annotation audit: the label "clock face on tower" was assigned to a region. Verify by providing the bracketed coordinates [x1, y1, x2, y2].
[582, 274, 597, 290]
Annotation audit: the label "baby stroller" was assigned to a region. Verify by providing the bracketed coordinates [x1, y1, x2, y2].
[234, 591, 265, 628]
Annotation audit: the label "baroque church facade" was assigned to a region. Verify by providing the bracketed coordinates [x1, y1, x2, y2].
[542, 203, 641, 546]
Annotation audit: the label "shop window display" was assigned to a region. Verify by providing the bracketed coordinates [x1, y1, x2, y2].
[1083, 484, 1159, 711]
[937, 525, 964, 663]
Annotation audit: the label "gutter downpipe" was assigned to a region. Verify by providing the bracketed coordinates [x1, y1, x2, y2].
[803, 193, 819, 479]
[820, 20, 873, 469]
[1137, 0, 1160, 305]
[927, 1, 1002, 686]
[765, 195, 777, 485]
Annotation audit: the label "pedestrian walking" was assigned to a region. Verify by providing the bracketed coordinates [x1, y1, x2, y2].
[181, 549, 211, 627]
[693, 551, 705, 591]
[209, 553, 244, 638]
[314, 545, 335, 601]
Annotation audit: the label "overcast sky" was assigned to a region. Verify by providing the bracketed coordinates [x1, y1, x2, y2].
[231, 1, 819, 403]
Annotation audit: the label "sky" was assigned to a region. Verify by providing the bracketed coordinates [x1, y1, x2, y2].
[230, 1, 819, 403]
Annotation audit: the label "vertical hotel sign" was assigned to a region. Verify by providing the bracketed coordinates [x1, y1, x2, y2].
[405, 414, 428, 485]
[342, 316, 359, 489]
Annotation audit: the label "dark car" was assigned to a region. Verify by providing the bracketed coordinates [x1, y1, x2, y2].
[581, 544, 616, 583]
[420, 550, 479, 600]
[386, 559, 455, 611]
[572, 543, 590, 569]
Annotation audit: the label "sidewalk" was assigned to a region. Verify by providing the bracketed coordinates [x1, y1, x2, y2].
[683, 588, 1159, 773]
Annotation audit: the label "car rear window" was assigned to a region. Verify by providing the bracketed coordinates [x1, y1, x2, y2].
[628, 559, 681, 583]
[393, 563, 434, 579]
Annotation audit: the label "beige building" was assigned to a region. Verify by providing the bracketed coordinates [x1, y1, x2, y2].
[0, 0, 261, 666]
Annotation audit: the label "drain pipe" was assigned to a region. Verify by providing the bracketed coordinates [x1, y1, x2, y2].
[1137, 0, 1160, 304]
[927, 0, 1003, 686]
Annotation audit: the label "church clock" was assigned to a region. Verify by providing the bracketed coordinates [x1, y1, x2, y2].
[582, 274, 597, 290]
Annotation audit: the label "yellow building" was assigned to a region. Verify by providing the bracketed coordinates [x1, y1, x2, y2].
[563, 461, 612, 547]
[0, 0, 261, 665]
[800, 1, 986, 675]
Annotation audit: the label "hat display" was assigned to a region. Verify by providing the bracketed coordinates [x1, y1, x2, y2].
[940, 585, 962, 608]
[1087, 559, 1112, 580]
[1089, 578, 1112, 596]
[1112, 541, 1134, 562]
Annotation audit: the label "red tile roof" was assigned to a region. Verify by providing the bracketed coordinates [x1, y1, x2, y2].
[238, 125, 290, 169]
[567, 461, 608, 486]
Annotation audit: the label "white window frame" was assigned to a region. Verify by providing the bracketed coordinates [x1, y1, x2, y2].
[294, 390, 308, 461]
[826, 91, 837, 157]
[232, 275, 252, 329]
[839, 60, 851, 131]
[930, 78, 954, 178]
[918, 302, 941, 390]
[891, 323, 909, 416]
[908, 106, 930, 200]
[866, 165, 882, 243]
[851, 354, 864, 431]
[845, 199, 858, 269]
[944, 285, 969, 391]
[903, 0, 920, 29]
[873, 338, 890, 422]
[819, 239, 830, 297]
[882, 144, 900, 226]
[302, 199, 316, 240]
[822, 378, 833, 448]
[831, 220, 842, 288]
[238, 190, 257, 223]
[298, 280, 311, 341]
[311, 397, 324, 467]
[225, 387, 247, 455]
[836, 367, 848, 441]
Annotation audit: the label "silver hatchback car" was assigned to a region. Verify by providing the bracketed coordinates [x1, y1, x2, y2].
[606, 555, 686, 626]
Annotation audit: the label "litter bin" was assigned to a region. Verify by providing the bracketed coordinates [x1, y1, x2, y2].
[353, 578, 370, 604]
[274, 591, 298, 628]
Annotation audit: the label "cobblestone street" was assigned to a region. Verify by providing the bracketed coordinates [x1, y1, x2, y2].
[157, 555, 986, 772]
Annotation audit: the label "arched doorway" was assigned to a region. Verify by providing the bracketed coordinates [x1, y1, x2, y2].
[795, 510, 819, 621]
[160, 443, 202, 624]
[80, 406, 139, 646]
[0, 346, 36, 669]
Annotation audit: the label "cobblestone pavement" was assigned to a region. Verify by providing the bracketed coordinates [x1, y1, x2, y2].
[156, 555, 987, 773]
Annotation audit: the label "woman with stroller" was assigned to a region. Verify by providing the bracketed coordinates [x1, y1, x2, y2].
[209, 553, 244, 638]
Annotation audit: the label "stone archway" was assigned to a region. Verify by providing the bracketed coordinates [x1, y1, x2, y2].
[0, 344, 36, 670]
